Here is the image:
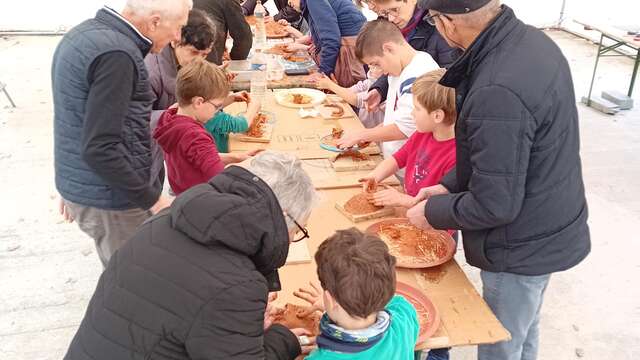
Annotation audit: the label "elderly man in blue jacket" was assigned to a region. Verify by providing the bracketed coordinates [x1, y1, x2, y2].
[406, 1, 591, 359]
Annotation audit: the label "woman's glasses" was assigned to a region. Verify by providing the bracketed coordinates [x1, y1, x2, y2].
[284, 212, 309, 242]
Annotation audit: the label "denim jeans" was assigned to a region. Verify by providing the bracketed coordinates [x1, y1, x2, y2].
[415, 348, 449, 360]
[478, 271, 551, 360]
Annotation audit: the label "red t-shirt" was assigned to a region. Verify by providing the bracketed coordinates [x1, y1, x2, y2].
[392, 132, 456, 196]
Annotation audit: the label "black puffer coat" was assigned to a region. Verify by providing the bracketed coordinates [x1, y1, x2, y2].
[64, 166, 301, 360]
[426, 6, 591, 275]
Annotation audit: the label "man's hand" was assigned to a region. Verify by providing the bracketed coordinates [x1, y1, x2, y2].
[335, 130, 367, 149]
[291, 328, 317, 354]
[369, 186, 415, 208]
[407, 199, 433, 230]
[149, 195, 174, 215]
[294, 282, 325, 316]
[414, 184, 449, 202]
[58, 197, 74, 223]
[364, 89, 382, 112]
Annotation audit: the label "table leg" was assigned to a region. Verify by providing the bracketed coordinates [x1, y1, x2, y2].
[628, 48, 639, 97]
[587, 33, 604, 107]
[2, 87, 16, 108]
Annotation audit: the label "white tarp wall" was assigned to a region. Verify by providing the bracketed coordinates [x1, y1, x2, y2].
[0, 0, 638, 32]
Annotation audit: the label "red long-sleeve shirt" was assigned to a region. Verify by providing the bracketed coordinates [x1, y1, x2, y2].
[153, 108, 225, 195]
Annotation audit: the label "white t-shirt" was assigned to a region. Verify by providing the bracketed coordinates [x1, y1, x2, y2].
[382, 51, 439, 162]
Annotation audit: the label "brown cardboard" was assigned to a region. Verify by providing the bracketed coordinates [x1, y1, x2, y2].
[275, 188, 511, 349]
[227, 91, 381, 159]
[301, 158, 399, 190]
[286, 239, 311, 264]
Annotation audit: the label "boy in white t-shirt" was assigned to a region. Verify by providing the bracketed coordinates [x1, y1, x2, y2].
[336, 19, 439, 167]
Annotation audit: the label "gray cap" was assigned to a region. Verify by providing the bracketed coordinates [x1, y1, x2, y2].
[423, 0, 492, 14]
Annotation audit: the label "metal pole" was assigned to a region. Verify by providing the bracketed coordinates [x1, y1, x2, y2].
[628, 48, 639, 97]
[557, 0, 567, 28]
[586, 33, 604, 107]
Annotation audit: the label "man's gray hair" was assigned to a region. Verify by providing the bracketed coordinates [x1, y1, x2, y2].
[247, 151, 317, 230]
[448, 0, 501, 29]
[124, 0, 193, 18]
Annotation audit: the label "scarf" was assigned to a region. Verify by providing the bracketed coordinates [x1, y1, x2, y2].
[316, 310, 391, 353]
[400, 9, 426, 41]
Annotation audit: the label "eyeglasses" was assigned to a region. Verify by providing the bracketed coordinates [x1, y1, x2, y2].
[284, 211, 309, 243]
[425, 12, 452, 26]
[206, 99, 224, 113]
[378, 5, 402, 18]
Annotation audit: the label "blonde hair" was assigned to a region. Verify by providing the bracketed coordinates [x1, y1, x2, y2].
[176, 58, 229, 106]
[412, 68, 457, 125]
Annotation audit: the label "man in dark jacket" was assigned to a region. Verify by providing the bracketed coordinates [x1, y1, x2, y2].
[52, 1, 187, 267]
[242, 0, 303, 29]
[406, 1, 591, 359]
[194, 0, 253, 64]
[64, 151, 317, 360]
[364, 0, 460, 109]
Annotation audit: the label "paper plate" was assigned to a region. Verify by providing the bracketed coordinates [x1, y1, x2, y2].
[275, 88, 326, 108]
[365, 218, 456, 268]
[396, 281, 441, 345]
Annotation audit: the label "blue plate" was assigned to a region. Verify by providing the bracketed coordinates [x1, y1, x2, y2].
[319, 134, 361, 153]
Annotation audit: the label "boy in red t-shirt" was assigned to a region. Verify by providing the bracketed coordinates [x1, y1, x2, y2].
[153, 59, 261, 195]
[361, 68, 456, 209]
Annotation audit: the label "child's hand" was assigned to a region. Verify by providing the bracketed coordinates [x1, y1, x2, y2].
[233, 91, 251, 103]
[370, 185, 415, 208]
[247, 97, 262, 112]
[314, 74, 335, 90]
[364, 89, 382, 112]
[294, 282, 325, 314]
[335, 130, 365, 149]
[277, 19, 289, 26]
[358, 177, 377, 193]
[285, 42, 309, 52]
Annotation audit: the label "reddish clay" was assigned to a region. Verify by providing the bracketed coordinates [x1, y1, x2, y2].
[272, 303, 321, 336]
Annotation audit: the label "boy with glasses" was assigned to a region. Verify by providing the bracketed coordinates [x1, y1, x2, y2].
[153, 59, 262, 195]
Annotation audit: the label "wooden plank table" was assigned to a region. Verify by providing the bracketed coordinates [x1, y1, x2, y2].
[228, 88, 510, 350]
[275, 187, 510, 350]
[227, 91, 381, 159]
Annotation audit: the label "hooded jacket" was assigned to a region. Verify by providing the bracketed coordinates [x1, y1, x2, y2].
[153, 108, 225, 195]
[425, 6, 590, 275]
[64, 166, 301, 360]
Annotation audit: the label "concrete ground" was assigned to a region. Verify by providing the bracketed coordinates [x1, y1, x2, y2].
[0, 30, 638, 360]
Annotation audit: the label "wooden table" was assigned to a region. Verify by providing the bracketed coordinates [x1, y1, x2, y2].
[227, 91, 382, 159]
[228, 91, 510, 350]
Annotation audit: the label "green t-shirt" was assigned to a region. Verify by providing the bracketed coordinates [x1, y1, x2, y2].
[204, 112, 249, 153]
[306, 295, 419, 360]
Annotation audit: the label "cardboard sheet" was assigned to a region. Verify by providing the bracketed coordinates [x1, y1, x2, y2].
[301, 158, 399, 190]
[285, 239, 311, 264]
